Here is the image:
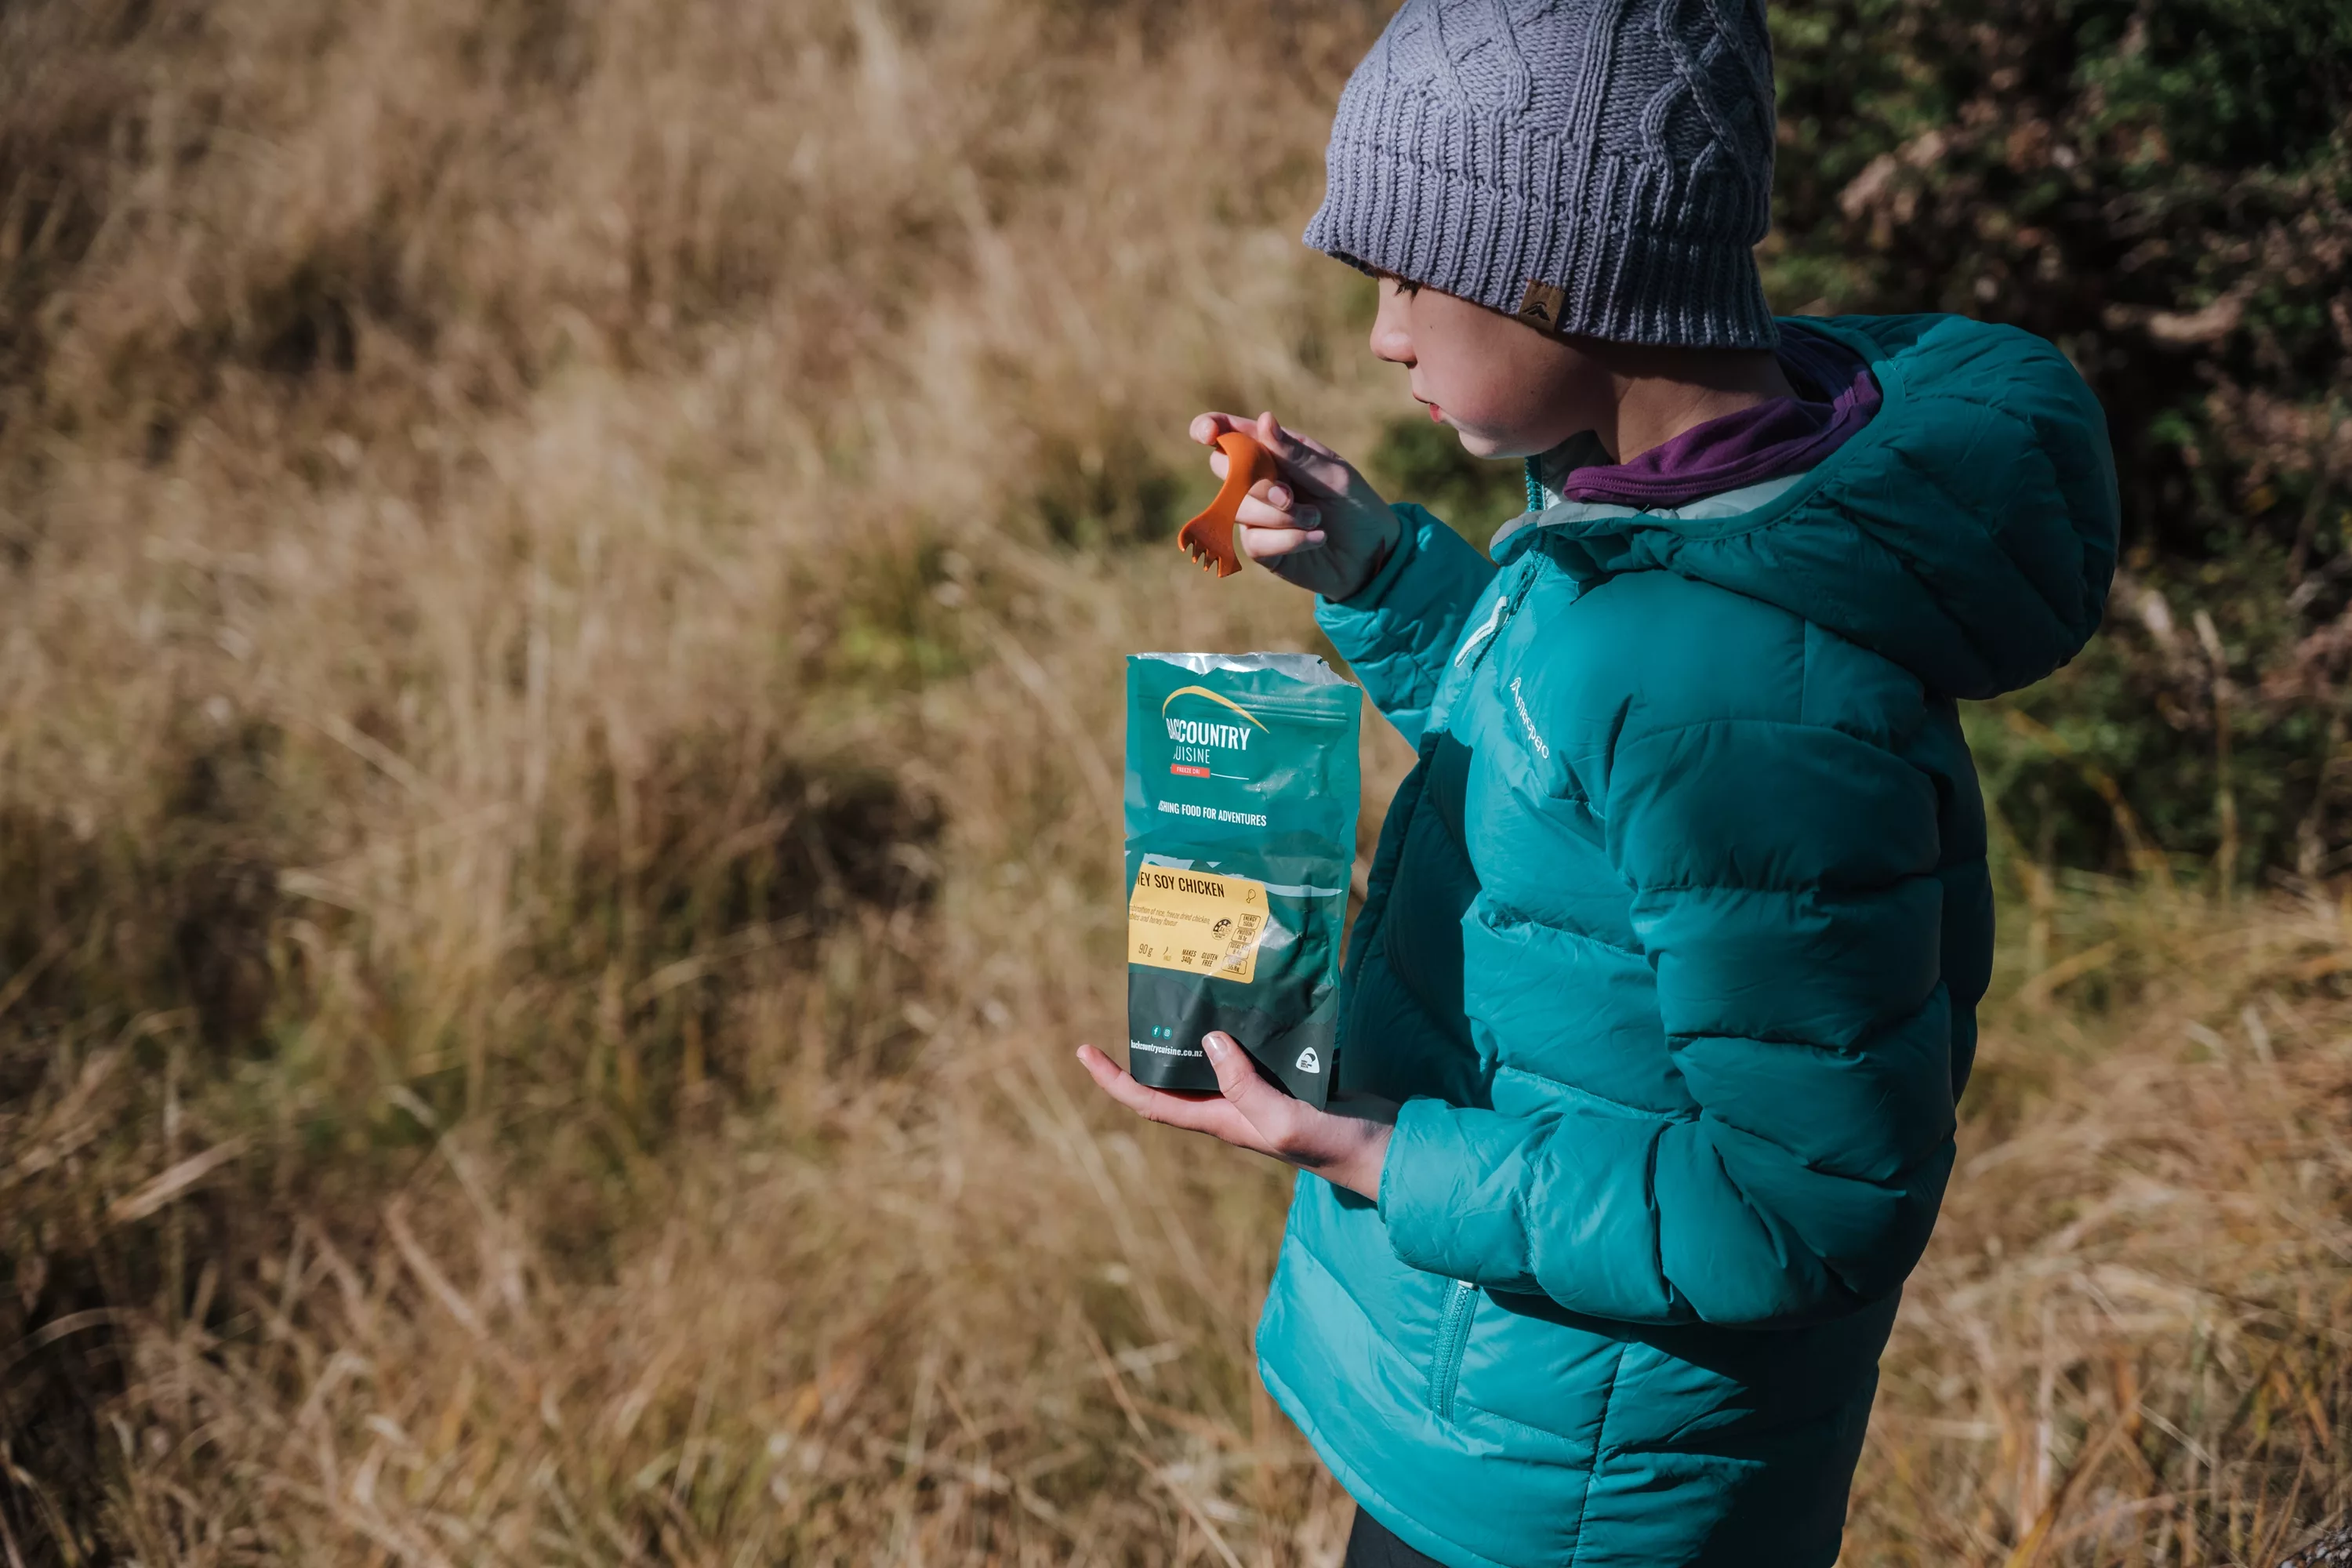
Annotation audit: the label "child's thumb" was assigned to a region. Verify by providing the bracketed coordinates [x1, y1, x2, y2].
[1254, 410, 1339, 481]
[1203, 1031, 1278, 1111]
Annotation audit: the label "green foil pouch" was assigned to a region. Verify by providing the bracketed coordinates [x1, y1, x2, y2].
[1124, 652, 1360, 1107]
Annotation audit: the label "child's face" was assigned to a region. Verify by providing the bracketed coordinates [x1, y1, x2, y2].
[1369, 276, 1614, 461]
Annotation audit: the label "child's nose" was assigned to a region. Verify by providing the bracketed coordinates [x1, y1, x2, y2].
[1368, 287, 1417, 365]
[1369, 318, 1415, 366]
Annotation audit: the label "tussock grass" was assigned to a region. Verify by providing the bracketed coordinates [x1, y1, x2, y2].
[1858, 889, 2352, 1564]
[1, 1, 2347, 1563]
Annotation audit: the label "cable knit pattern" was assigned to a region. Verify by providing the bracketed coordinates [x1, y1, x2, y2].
[1305, 0, 1780, 348]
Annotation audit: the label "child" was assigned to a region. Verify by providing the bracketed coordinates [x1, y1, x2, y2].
[1077, 0, 2118, 1562]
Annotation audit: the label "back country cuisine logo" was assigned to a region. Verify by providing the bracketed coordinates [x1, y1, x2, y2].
[1163, 685, 1266, 778]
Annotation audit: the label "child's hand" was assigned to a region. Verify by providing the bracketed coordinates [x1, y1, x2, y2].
[1190, 411, 1403, 603]
[1074, 1034, 1396, 1200]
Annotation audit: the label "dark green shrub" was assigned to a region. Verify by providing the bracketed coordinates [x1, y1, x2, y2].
[1769, 0, 2352, 880]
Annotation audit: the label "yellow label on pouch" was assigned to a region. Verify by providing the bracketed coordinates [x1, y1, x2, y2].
[1127, 866, 1268, 984]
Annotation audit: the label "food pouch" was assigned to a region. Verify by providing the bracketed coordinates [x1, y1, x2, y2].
[1124, 652, 1360, 1107]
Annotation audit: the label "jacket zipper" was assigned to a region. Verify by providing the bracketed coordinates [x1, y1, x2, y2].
[1463, 560, 1542, 680]
[1430, 1279, 1477, 1422]
[1426, 565, 1523, 1423]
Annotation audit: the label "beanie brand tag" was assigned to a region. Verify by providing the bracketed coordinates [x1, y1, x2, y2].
[1516, 280, 1570, 335]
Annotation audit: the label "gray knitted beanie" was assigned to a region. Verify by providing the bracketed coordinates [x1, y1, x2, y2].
[1304, 0, 1780, 349]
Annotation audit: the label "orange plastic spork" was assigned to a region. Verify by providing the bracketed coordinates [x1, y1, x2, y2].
[1177, 430, 1275, 579]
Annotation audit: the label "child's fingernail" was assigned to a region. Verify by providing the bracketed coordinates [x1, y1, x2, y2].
[1203, 1032, 1231, 1058]
[1270, 485, 1291, 506]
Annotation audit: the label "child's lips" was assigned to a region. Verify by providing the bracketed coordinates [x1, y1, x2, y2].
[1428, 402, 1444, 423]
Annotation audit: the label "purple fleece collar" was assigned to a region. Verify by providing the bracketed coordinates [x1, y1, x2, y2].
[1544, 321, 1881, 510]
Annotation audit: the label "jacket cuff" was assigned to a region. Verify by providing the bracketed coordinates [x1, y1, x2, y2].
[1377, 1095, 1684, 1321]
[1313, 506, 1490, 673]
[1376, 1096, 1497, 1281]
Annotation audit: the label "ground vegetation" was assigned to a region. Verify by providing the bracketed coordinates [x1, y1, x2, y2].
[2, 1, 2350, 1563]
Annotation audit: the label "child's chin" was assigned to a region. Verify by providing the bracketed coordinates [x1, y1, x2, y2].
[1450, 428, 1517, 460]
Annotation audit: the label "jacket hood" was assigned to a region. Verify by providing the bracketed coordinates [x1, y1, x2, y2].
[1493, 314, 2120, 700]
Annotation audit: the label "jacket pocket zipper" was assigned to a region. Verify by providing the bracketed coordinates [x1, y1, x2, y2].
[1430, 1279, 1477, 1422]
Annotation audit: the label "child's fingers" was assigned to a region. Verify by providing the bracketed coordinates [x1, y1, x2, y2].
[1250, 412, 1358, 498]
[1215, 456, 1312, 518]
[1207, 450, 1285, 496]
[1075, 1045, 1273, 1151]
[1074, 1044, 1188, 1116]
[1196, 409, 1314, 472]
[1195, 410, 1356, 501]
[1235, 524, 1327, 562]
[1190, 411, 1257, 445]
[1236, 493, 1311, 528]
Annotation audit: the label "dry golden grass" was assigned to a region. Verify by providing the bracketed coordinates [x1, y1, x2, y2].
[1854, 891, 2352, 1565]
[2, 2, 2349, 1564]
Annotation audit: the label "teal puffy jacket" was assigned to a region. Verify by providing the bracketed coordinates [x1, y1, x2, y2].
[1254, 316, 2118, 1567]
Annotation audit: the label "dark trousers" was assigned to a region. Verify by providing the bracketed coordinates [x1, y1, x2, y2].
[1344, 1508, 1446, 1568]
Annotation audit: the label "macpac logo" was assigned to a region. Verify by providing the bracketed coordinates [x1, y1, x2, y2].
[1508, 677, 1551, 759]
[1162, 686, 1267, 753]
[1295, 1047, 1321, 1074]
